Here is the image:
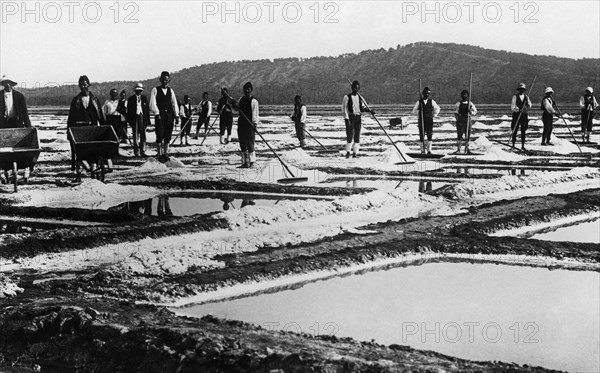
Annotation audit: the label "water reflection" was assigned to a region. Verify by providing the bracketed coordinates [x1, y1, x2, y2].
[175, 262, 600, 372]
[116, 196, 270, 217]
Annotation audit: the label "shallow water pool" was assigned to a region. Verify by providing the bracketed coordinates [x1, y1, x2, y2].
[529, 218, 600, 244]
[174, 262, 599, 372]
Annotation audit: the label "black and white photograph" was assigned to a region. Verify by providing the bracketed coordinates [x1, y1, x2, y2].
[0, 1, 599, 371]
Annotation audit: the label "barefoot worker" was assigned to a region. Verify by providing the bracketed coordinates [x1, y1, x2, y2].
[179, 95, 193, 146]
[149, 71, 179, 162]
[342, 80, 372, 158]
[510, 83, 532, 150]
[126, 83, 151, 157]
[234, 82, 259, 168]
[540, 87, 558, 146]
[216, 88, 234, 144]
[67, 75, 104, 180]
[0, 76, 31, 129]
[453, 89, 477, 154]
[580, 87, 598, 143]
[412, 86, 440, 154]
[195, 92, 212, 139]
[291, 95, 307, 148]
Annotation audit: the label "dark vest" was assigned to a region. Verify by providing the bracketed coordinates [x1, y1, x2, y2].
[156, 87, 173, 113]
[182, 104, 191, 118]
[199, 100, 209, 117]
[420, 99, 434, 118]
[117, 99, 127, 117]
[458, 101, 469, 115]
[239, 96, 254, 125]
[293, 104, 305, 122]
[218, 97, 232, 115]
[347, 94, 362, 115]
[515, 95, 528, 110]
[583, 95, 595, 111]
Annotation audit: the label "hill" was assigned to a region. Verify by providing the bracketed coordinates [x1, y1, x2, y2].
[23, 42, 598, 106]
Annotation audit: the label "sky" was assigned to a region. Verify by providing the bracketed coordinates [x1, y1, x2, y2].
[1, 0, 599, 88]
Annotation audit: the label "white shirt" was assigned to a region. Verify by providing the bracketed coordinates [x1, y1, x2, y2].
[511, 94, 532, 112]
[542, 97, 556, 114]
[342, 94, 364, 119]
[136, 95, 143, 115]
[297, 105, 307, 123]
[102, 99, 120, 117]
[412, 98, 441, 116]
[81, 95, 90, 109]
[3, 91, 13, 117]
[149, 86, 179, 116]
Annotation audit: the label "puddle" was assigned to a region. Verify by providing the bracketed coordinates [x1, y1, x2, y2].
[444, 167, 530, 176]
[173, 262, 599, 372]
[529, 218, 600, 243]
[113, 195, 298, 216]
[319, 179, 451, 193]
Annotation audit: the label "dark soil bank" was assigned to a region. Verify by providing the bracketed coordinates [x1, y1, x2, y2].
[1, 188, 599, 372]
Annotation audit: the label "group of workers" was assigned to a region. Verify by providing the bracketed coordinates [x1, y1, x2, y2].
[0, 74, 597, 181]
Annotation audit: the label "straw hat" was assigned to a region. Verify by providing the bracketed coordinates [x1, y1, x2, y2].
[517, 83, 526, 90]
[586, 87, 594, 93]
[134, 82, 144, 91]
[0, 76, 17, 86]
[545, 87, 554, 94]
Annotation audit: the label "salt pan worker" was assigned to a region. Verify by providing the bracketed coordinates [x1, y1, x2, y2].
[126, 83, 150, 157]
[149, 71, 179, 162]
[179, 94, 194, 146]
[453, 89, 477, 154]
[540, 87, 558, 146]
[580, 87, 598, 143]
[102, 88, 121, 138]
[195, 92, 212, 139]
[510, 83, 532, 150]
[0, 76, 31, 129]
[412, 86, 441, 154]
[217, 88, 234, 144]
[342, 80, 372, 158]
[67, 75, 104, 180]
[234, 82, 259, 168]
[291, 95, 307, 148]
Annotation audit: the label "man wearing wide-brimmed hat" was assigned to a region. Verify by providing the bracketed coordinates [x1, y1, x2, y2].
[580, 87, 598, 143]
[126, 83, 151, 157]
[540, 87, 558, 146]
[510, 83, 532, 150]
[0, 76, 31, 129]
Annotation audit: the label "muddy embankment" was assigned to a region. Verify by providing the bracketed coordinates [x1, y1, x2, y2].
[1, 187, 598, 372]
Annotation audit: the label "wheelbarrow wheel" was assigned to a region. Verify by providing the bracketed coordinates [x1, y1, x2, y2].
[99, 157, 106, 182]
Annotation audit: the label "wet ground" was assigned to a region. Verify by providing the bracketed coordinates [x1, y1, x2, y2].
[1, 108, 599, 372]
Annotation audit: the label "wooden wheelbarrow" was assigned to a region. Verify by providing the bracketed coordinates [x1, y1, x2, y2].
[0, 128, 41, 192]
[68, 125, 119, 182]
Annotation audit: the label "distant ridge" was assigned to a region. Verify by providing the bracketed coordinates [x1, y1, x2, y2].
[23, 42, 599, 106]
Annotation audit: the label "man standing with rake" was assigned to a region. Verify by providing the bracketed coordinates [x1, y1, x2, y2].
[149, 71, 179, 162]
[510, 83, 532, 150]
[342, 80, 372, 158]
[580, 87, 598, 143]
